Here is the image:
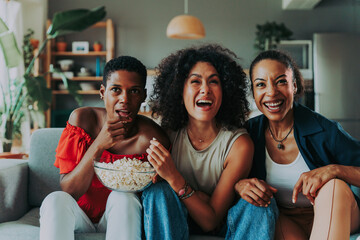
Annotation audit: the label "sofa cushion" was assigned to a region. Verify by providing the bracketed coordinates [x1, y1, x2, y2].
[28, 128, 63, 207]
[0, 159, 29, 222]
[0, 207, 222, 240]
[0, 207, 107, 240]
[0, 208, 41, 240]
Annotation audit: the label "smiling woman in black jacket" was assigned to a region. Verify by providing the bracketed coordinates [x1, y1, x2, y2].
[236, 50, 360, 239]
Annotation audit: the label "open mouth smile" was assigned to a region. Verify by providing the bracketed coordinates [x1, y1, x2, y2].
[264, 100, 283, 111]
[196, 99, 213, 107]
[195, 99, 214, 111]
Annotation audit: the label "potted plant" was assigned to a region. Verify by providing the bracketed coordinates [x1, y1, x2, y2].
[0, 6, 106, 153]
[23, 28, 40, 71]
[254, 21, 293, 52]
[93, 41, 102, 51]
[56, 37, 67, 52]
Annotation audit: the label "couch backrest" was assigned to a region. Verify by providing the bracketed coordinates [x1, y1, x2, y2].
[27, 128, 360, 208]
[28, 128, 64, 207]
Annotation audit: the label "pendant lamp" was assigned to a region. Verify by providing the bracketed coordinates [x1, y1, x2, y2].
[166, 0, 205, 39]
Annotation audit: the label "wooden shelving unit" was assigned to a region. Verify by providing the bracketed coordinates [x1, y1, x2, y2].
[52, 51, 107, 56]
[51, 76, 102, 81]
[52, 90, 100, 95]
[45, 19, 115, 127]
[43, 19, 157, 127]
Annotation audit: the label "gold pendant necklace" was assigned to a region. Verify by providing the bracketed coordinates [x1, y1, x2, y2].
[268, 125, 294, 150]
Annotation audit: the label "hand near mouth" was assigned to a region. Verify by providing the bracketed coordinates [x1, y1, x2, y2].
[119, 115, 132, 124]
[94, 116, 131, 151]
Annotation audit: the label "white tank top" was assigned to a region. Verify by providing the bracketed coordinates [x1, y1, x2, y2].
[265, 148, 312, 208]
[169, 127, 247, 195]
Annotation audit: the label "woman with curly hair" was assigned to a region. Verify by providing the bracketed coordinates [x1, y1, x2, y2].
[142, 44, 278, 240]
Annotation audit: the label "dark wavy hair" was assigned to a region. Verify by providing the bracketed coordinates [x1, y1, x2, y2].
[150, 44, 250, 131]
[249, 50, 304, 100]
[102, 55, 147, 87]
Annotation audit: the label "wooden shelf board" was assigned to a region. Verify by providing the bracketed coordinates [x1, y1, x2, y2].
[52, 76, 102, 81]
[52, 51, 106, 56]
[53, 90, 99, 95]
[92, 22, 107, 28]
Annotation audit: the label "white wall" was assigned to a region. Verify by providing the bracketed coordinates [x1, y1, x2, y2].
[19, 0, 47, 40]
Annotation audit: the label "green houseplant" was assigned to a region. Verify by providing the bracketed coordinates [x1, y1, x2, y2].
[254, 21, 293, 52]
[0, 6, 106, 152]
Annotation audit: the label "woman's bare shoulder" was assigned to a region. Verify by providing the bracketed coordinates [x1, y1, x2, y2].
[137, 115, 170, 149]
[225, 133, 254, 168]
[68, 107, 105, 137]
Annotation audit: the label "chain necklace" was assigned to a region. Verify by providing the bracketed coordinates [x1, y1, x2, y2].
[187, 127, 205, 143]
[268, 125, 294, 150]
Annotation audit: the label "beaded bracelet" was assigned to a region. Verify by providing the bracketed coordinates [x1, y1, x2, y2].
[180, 189, 195, 200]
[177, 182, 189, 198]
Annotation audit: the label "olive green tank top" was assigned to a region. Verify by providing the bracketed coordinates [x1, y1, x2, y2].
[169, 127, 247, 195]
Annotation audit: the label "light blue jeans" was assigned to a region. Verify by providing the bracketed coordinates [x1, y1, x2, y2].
[142, 181, 279, 240]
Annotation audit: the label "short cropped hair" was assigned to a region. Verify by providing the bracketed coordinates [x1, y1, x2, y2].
[102, 56, 147, 87]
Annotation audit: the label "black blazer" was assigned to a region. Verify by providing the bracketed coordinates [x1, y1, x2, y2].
[246, 102, 360, 206]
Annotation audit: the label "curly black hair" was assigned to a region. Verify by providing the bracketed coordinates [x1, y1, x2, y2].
[249, 50, 304, 100]
[150, 44, 250, 131]
[102, 55, 147, 87]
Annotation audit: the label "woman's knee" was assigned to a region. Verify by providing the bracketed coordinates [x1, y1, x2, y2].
[316, 179, 353, 203]
[106, 191, 141, 210]
[226, 198, 278, 239]
[230, 198, 279, 221]
[40, 191, 76, 219]
[41, 191, 74, 210]
[142, 181, 176, 201]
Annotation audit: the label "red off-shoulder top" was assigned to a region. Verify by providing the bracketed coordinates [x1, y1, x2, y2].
[54, 122, 148, 223]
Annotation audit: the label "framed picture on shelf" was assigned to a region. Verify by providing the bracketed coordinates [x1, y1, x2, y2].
[72, 41, 89, 53]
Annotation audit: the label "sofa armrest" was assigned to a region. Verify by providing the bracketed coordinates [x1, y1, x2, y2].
[0, 159, 29, 223]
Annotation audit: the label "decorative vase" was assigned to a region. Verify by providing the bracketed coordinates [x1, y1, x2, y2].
[0, 119, 14, 153]
[30, 39, 39, 49]
[93, 43, 102, 52]
[0, 138, 12, 153]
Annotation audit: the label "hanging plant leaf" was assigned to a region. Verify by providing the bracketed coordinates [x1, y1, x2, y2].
[51, 68, 83, 106]
[68, 81, 83, 106]
[0, 17, 9, 33]
[47, 6, 106, 38]
[0, 32, 22, 68]
[29, 109, 46, 128]
[24, 75, 52, 112]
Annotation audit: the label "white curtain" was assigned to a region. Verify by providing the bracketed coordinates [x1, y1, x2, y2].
[0, 0, 29, 154]
[0, 0, 24, 94]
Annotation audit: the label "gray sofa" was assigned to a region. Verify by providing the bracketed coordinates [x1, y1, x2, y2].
[0, 128, 221, 240]
[0, 128, 359, 240]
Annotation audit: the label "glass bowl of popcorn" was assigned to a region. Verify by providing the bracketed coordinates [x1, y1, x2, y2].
[94, 157, 156, 192]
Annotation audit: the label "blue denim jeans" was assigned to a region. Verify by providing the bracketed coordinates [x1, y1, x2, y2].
[226, 197, 279, 240]
[142, 181, 278, 240]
